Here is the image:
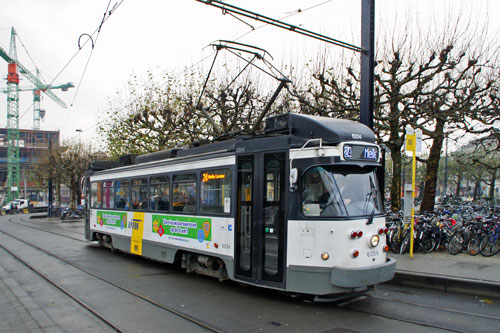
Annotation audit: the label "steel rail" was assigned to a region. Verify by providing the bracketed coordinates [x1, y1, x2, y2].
[0, 242, 125, 333]
[0, 227, 222, 333]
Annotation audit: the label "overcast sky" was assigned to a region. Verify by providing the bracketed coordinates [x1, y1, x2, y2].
[0, 0, 498, 146]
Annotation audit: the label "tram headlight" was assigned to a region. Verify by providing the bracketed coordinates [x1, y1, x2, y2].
[370, 235, 380, 247]
[321, 252, 329, 260]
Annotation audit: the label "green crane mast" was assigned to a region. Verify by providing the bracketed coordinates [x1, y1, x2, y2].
[0, 27, 73, 202]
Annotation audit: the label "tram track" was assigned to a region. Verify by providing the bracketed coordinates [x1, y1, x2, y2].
[0, 243, 125, 333]
[335, 291, 500, 333]
[0, 227, 222, 333]
[348, 304, 466, 333]
[9, 215, 85, 241]
[3, 215, 499, 331]
[368, 293, 500, 322]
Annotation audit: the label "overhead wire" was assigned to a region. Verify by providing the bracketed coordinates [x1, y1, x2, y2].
[61, 0, 123, 131]
[65, 0, 334, 141]
[15, 32, 44, 82]
[231, 0, 334, 42]
[18, 0, 126, 124]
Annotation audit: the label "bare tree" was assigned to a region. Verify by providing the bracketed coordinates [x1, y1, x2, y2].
[35, 141, 94, 208]
[287, 13, 500, 211]
[98, 66, 283, 157]
[454, 131, 500, 200]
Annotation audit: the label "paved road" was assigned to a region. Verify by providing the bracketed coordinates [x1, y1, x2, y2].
[1, 214, 500, 332]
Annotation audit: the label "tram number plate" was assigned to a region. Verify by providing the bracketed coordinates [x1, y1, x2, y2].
[367, 250, 379, 257]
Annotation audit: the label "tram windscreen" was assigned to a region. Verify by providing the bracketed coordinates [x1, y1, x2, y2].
[301, 165, 383, 217]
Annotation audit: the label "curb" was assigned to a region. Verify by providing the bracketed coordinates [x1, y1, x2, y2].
[387, 270, 500, 299]
[30, 214, 48, 219]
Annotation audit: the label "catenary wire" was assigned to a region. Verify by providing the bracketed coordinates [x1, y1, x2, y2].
[18, 0, 126, 123]
[63, 0, 334, 141]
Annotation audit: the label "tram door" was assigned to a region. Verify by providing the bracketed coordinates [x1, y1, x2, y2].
[235, 152, 286, 285]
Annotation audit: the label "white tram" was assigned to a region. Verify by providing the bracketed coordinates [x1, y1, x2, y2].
[84, 113, 396, 297]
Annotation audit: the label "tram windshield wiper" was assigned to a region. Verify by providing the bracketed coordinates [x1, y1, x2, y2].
[366, 176, 378, 225]
[366, 202, 376, 225]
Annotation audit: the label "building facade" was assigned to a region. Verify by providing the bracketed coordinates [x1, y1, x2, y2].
[0, 127, 59, 203]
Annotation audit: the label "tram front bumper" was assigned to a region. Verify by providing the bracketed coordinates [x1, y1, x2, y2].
[330, 257, 397, 288]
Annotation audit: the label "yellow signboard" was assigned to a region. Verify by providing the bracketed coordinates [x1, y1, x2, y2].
[406, 133, 416, 152]
[202, 173, 226, 182]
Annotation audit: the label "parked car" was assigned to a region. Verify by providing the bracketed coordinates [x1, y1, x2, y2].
[29, 201, 49, 213]
[2, 199, 20, 213]
[17, 199, 29, 212]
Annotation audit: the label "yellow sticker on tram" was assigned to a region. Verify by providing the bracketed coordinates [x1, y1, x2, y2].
[130, 212, 145, 255]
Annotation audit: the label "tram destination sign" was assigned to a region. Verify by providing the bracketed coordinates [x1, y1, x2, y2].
[343, 144, 379, 161]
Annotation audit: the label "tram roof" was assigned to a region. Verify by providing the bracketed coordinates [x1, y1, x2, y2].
[92, 113, 376, 170]
[135, 114, 374, 164]
[265, 113, 375, 144]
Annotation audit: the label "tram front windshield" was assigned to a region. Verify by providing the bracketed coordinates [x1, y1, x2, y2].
[301, 165, 383, 217]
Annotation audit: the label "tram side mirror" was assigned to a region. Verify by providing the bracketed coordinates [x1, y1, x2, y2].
[289, 168, 298, 192]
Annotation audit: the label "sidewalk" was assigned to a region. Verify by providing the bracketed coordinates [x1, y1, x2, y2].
[388, 250, 500, 298]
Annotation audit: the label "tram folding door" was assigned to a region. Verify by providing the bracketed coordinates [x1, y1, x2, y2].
[235, 152, 286, 286]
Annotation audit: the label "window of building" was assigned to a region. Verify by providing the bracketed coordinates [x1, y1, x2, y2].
[200, 169, 231, 214]
[172, 174, 196, 213]
[150, 176, 169, 212]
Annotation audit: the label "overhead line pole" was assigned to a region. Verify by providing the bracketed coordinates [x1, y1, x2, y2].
[360, 0, 375, 130]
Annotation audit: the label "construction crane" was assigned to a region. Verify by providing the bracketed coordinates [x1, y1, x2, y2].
[2, 76, 74, 130]
[0, 27, 73, 202]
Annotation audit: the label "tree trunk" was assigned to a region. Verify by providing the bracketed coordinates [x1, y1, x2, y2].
[70, 180, 77, 209]
[473, 180, 480, 201]
[455, 173, 462, 198]
[77, 188, 82, 206]
[489, 169, 497, 199]
[420, 118, 446, 212]
[56, 179, 61, 207]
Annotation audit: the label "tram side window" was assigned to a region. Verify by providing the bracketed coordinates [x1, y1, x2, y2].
[131, 178, 148, 210]
[90, 182, 102, 208]
[150, 176, 169, 212]
[173, 174, 196, 213]
[200, 169, 231, 214]
[102, 181, 114, 209]
[115, 179, 130, 210]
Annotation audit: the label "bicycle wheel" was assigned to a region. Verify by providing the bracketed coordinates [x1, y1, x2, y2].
[466, 233, 482, 256]
[491, 238, 500, 256]
[389, 229, 401, 253]
[481, 235, 500, 257]
[421, 234, 436, 253]
[448, 231, 465, 255]
[434, 239, 443, 251]
[400, 232, 411, 254]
